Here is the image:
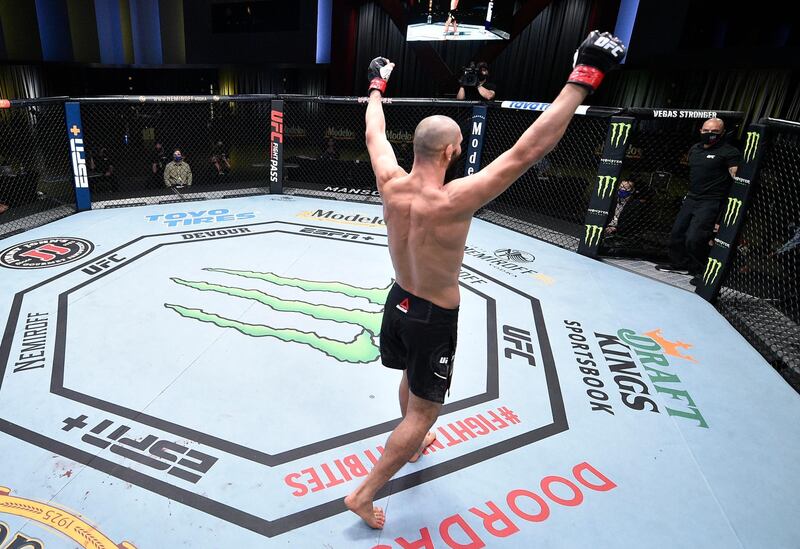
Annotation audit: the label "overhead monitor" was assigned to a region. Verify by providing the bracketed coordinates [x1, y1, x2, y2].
[406, 1, 513, 42]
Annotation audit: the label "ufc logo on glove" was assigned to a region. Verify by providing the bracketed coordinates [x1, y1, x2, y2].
[592, 35, 625, 57]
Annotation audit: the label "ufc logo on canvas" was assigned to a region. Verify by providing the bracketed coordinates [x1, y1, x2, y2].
[593, 36, 624, 57]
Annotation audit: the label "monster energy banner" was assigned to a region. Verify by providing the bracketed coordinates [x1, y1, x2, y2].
[695, 123, 767, 301]
[578, 116, 637, 257]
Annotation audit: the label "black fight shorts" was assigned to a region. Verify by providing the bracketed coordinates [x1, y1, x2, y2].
[379, 283, 459, 404]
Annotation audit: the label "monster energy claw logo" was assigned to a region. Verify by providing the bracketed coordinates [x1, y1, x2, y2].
[724, 197, 742, 227]
[744, 131, 760, 163]
[165, 269, 391, 364]
[584, 224, 603, 247]
[610, 122, 631, 148]
[703, 258, 723, 285]
[597, 175, 617, 198]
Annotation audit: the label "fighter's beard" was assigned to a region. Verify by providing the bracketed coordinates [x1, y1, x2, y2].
[444, 153, 461, 183]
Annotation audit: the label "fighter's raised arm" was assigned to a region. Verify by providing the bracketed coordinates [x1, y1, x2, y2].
[346, 31, 626, 532]
[365, 57, 406, 189]
[447, 31, 626, 214]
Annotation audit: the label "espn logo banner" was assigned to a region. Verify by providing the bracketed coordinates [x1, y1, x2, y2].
[65, 102, 91, 211]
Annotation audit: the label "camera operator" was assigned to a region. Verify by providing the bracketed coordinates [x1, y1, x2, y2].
[456, 61, 496, 101]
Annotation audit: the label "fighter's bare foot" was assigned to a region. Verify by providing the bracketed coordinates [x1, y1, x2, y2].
[409, 431, 437, 463]
[344, 493, 385, 529]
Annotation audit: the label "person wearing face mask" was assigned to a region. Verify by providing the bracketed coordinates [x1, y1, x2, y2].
[656, 118, 741, 284]
[605, 179, 635, 236]
[164, 149, 193, 188]
[456, 61, 496, 102]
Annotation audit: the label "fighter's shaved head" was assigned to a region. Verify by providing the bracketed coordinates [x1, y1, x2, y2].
[703, 118, 725, 132]
[413, 115, 462, 161]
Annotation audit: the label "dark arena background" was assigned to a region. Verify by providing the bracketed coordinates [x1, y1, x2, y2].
[1, 1, 799, 547]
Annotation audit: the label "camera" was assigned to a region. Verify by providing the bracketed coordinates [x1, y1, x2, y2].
[459, 62, 479, 87]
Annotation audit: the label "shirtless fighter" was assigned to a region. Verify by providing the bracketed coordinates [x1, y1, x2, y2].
[345, 31, 626, 528]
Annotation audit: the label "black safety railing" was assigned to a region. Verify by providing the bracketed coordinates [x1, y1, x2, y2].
[0, 95, 795, 389]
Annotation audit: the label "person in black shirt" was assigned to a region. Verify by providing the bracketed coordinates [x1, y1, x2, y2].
[457, 61, 497, 102]
[151, 142, 169, 186]
[318, 138, 340, 161]
[91, 147, 116, 192]
[656, 118, 741, 283]
[211, 140, 231, 176]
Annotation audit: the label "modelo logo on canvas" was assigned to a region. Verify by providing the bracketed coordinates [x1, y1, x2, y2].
[297, 209, 386, 227]
[0, 238, 94, 269]
[145, 209, 256, 227]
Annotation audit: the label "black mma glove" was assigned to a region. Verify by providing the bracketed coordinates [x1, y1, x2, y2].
[567, 31, 626, 94]
[367, 57, 395, 95]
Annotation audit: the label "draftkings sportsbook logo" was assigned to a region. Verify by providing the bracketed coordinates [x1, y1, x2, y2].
[596, 175, 617, 199]
[703, 258, 723, 285]
[166, 269, 390, 364]
[723, 197, 743, 227]
[585, 224, 603, 247]
[744, 131, 760, 163]
[610, 122, 631, 148]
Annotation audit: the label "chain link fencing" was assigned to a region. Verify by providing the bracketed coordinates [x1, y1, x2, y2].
[0, 100, 76, 238]
[597, 115, 743, 260]
[716, 120, 800, 389]
[477, 106, 610, 251]
[77, 96, 274, 208]
[282, 98, 473, 203]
